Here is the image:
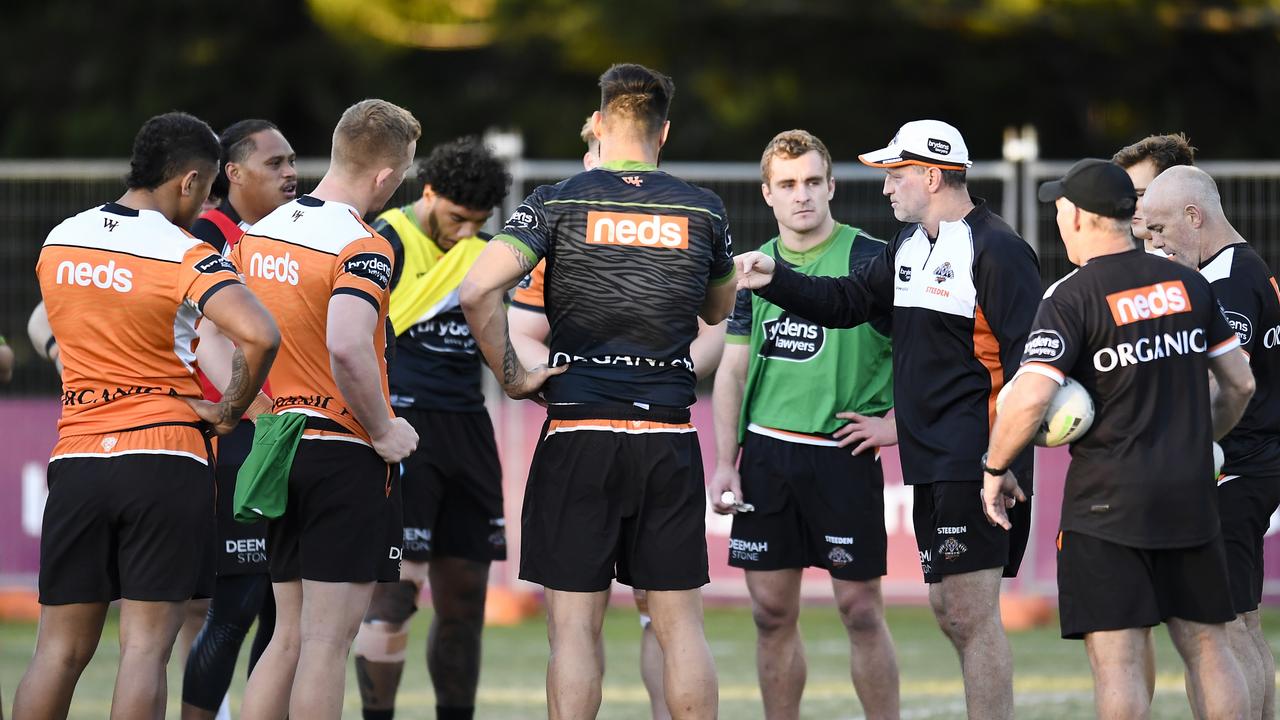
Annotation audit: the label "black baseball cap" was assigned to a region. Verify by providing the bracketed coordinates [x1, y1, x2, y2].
[1037, 158, 1137, 219]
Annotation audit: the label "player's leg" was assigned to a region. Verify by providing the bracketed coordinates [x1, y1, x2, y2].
[928, 568, 1010, 719]
[544, 588, 611, 720]
[290, 579, 377, 718]
[427, 557, 491, 716]
[744, 569, 805, 719]
[11, 602, 108, 719]
[646, 589, 718, 720]
[176, 598, 211, 667]
[1242, 610, 1276, 718]
[182, 573, 271, 719]
[1167, 618, 1249, 720]
[1083, 628, 1155, 719]
[248, 587, 276, 673]
[241, 580, 303, 720]
[633, 590, 671, 720]
[112, 599, 186, 719]
[832, 578, 899, 720]
[353, 563, 421, 718]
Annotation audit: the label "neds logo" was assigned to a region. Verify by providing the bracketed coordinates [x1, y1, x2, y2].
[249, 251, 299, 285]
[1106, 281, 1191, 326]
[55, 260, 133, 292]
[586, 211, 688, 249]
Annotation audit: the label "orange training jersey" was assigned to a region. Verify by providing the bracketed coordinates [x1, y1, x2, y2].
[37, 202, 243, 437]
[230, 195, 395, 443]
[511, 259, 546, 311]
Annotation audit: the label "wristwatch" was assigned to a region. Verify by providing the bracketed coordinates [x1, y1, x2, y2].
[981, 452, 1009, 476]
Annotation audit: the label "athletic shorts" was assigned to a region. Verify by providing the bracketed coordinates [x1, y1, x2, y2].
[728, 429, 886, 581]
[397, 408, 506, 563]
[913, 480, 1030, 584]
[213, 423, 268, 575]
[268, 432, 402, 584]
[1057, 530, 1235, 639]
[39, 425, 215, 605]
[1217, 474, 1280, 614]
[519, 404, 709, 592]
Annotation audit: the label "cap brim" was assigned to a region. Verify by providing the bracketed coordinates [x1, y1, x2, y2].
[1037, 179, 1066, 203]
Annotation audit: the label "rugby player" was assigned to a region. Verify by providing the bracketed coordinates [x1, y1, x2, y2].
[1111, 133, 1196, 254]
[710, 129, 899, 720]
[735, 120, 1041, 719]
[230, 99, 421, 720]
[508, 116, 727, 720]
[462, 63, 735, 719]
[1143, 165, 1280, 719]
[985, 158, 1254, 720]
[182, 118, 298, 720]
[13, 111, 280, 720]
[351, 137, 511, 720]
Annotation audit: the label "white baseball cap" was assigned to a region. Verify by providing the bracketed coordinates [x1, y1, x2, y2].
[859, 120, 973, 170]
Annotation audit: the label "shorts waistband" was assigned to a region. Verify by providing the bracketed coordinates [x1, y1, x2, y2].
[547, 403, 690, 424]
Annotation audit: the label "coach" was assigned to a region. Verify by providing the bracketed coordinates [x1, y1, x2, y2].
[735, 119, 1039, 720]
[983, 158, 1254, 719]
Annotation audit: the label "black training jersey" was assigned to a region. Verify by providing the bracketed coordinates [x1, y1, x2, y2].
[1017, 250, 1239, 548]
[757, 200, 1040, 490]
[1201, 242, 1280, 478]
[498, 160, 735, 408]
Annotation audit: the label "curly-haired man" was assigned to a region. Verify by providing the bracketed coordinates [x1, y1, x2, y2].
[352, 137, 512, 720]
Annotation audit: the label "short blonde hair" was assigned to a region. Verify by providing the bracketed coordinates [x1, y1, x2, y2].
[761, 129, 832, 184]
[331, 99, 422, 172]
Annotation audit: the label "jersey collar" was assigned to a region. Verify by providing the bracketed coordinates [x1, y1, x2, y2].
[599, 159, 658, 172]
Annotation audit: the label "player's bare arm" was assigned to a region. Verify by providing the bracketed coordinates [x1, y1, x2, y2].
[834, 410, 897, 456]
[508, 306, 551, 370]
[1208, 347, 1256, 440]
[690, 318, 727, 380]
[734, 251, 776, 290]
[461, 239, 567, 400]
[188, 284, 280, 435]
[194, 319, 274, 422]
[700, 280, 736, 325]
[709, 342, 749, 514]
[328, 293, 419, 463]
[27, 301, 61, 372]
[981, 372, 1054, 529]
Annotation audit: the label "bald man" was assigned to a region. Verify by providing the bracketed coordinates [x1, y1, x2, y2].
[1146, 165, 1280, 719]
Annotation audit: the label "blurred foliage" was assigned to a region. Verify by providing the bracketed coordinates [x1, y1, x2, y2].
[3, 0, 1280, 160]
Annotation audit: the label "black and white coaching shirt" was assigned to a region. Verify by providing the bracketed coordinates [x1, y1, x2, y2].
[1200, 243, 1280, 479]
[1017, 249, 1240, 549]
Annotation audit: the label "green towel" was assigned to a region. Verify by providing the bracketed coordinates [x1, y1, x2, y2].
[234, 412, 306, 523]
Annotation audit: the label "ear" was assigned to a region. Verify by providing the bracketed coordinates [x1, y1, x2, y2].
[225, 161, 243, 187]
[421, 183, 437, 204]
[591, 111, 605, 142]
[826, 176, 836, 201]
[925, 166, 943, 193]
[374, 166, 394, 189]
[761, 181, 774, 207]
[179, 169, 201, 197]
[1185, 204, 1203, 229]
[1073, 206, 1084, 233]
[658, 120, 670, 149]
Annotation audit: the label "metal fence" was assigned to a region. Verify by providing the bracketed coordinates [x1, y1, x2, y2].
[4, 158, 1280, 395]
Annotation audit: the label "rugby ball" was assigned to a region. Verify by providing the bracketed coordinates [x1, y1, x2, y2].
[997, 376, 1095, 448]
[1213, 441, 1224, 478]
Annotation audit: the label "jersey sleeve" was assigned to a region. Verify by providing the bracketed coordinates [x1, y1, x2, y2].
[756, 234, 895, 329]
[726, 288, 753, 343]
[190, 218, 224, 250]
[375, 219, 406, 293]
[1205, 284, 1243, 358]
[496, 185, 552, 266]
[1016, 293, 1082, 386]
[178, 241, 243, 312]
[1211, 277, 1261, 357]
[332, 236, 395, 312]
[511, 260, 546, 312]
[851, 232, 892, 336]
[708, 195, 735, 286]
[975, 233, 1042, 387]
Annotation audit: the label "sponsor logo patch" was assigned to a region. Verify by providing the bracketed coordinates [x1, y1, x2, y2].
[828, 546, 854, 568]
[343, 252, 393, 290]
[759, 312, 825, 361]
[825, 535, 854, 545]
[927, 138, 952, 156]
[508, 204, 538, 230]
[249, 252, 299, 285]
[899, 265, 912, 282]
[1223, 310, 1253, 345]
[933, 261, 954, 284]
[1024, 329, 1066, 362]
[101, 437, 117, 452]
[1093, 328, 1206, 372]
[55, 260, 133, 292]
[939, 537, 968, 561]
[586, 211, 688, 249]
[195, 253, 237, 275]
[1105, 281, 1191, 326]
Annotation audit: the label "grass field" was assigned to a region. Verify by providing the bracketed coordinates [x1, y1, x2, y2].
[2, 603, 1277, 719]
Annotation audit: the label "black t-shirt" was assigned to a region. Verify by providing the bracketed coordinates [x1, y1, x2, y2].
[1018, 249, 1240, 548]
[498, 162, 735, 408]
[1201, 242, 1280, 478]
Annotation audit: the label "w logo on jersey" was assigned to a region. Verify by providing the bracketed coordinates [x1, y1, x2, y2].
[622, 176, 644, 187]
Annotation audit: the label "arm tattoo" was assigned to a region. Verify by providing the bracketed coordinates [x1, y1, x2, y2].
[501, 241, 535, 273]
[502, 337, 521, 386]
[218, 348, 253, 421]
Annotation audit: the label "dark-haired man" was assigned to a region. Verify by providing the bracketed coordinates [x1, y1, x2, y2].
[182, 118, 297, 720]
[352, 137, 511, 720]
[1111, 133, 1196, 254]
[736, 120, 1041, 719]
[462, 63, 735, 719]
[13, 111, 280, 720]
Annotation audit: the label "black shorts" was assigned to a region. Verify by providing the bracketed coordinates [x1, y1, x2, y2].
[214, 423, 268, 575]
[40, 452, 215, 604]
[913, 480, 1030, 584]
[728, 430, 886, 581]
[268, 438, 402, 584]
[519, 405, 709, 592]
[1057, 530, 1235, 639]
[397, 408, 505, 563]
[1218, 474, 1280, 614]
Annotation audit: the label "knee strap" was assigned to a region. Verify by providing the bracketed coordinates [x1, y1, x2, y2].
[353, 621, 410, 663]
